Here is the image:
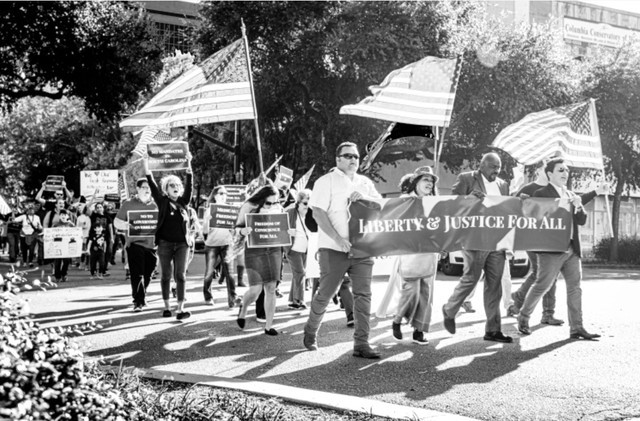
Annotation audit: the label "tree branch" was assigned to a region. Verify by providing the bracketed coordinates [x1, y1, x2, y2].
[0, 86, 66, 101]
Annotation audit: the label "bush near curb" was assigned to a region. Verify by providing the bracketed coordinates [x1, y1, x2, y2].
[593, 237, 640, 264]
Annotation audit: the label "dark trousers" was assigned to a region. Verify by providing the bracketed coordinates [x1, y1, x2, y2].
[127, 243, 157, 306]
[90, 249, 106, 275]
[7, 232, 20, 262]
[20, 237, 37, 264]
[54, 258, 71, 280]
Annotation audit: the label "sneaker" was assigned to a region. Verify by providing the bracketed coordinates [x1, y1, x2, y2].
[162, 310, 172, 317]
[506, 304, 519, 317]
[303, 333, 318, 351]
[275, 289, 283, 298]
[346, 313, 355, 327]
[461, 301, 475, 313]
[256, 317, 266, 323]
[298, 303, 307, 310]
[264, 328, 278, 336]
[204, 299, 214, 306]
[176, 311, 191, 321]
[102, 272, 111, 277]
[288, 302, 300, 309]
[412, 330, 429, 345]
[97, 274, 103, 279]
[62, 276, 68, 282]
[133, 304, 142, 313]
[392, 322, 402, 340]
[90, 275, 97, 280]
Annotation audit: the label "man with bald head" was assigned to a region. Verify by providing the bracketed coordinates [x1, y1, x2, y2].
[442, 152, 513, 343]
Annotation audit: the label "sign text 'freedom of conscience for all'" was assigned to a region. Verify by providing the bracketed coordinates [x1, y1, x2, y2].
[348, 196, 573, 258]
[147, 141, 189, 171]
[80, 170, 119, 198]
[208, 204, 239, 229]
[245, 213, 291, 248]
[44, 227, 83, 259]
[128, 210, 159, 237]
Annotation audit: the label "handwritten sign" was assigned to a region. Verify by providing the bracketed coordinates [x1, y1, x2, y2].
[221, 185, 247, 206]
[45, 175, 65, 192]
[275, 166, 293, 190]
[246, 213, 291, 248]
[80, 170, 118, 199]
[147, 141, 189, 171]
[128, 210, 159, 237]
[209, 204, 239, 229]
[43, 227, 83, 259]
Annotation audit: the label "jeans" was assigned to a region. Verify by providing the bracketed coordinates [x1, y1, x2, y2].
[90, 249, 106, 275]
[512, 251, 558, 316]
[203, 245, 236, 306]
[443, 250, 505, 333]
[7, 232, 20, 262]
[304, 248, 373, 348]
[54, 258, 71, 280]
[127, 243, 157, 306]
[158, 239, 189, 301]
[20, 236, 37, 264]
[287, 250, 306, 303]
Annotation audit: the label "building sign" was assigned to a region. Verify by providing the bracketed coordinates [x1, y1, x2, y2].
[563, 17, 638, 48]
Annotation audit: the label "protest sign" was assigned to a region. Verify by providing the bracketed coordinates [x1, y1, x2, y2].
[208, 204, 239, 229]
[274, 166, 293, 190]
[44, 175, 64, 192]
[44, 227, 83, 259]
[127, 210, 159, 237]
[147, 141, 189, 171]
[221, 185, 247, 206]
[104, 194, 121, 204]
[246, 213, 291, 248]
[80, 170, 118, 199]
[348, 196, 572, 258]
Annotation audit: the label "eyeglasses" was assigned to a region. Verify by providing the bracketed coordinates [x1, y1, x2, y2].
[216, 192, 227, 196]
[168, 183, 181, 188]
[264, 201, 277, 206]
[339, 153, 360, 160]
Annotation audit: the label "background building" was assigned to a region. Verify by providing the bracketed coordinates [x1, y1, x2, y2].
[138, 1, 201, 53]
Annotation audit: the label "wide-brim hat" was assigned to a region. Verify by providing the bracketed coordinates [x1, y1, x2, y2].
[412, 166, 438, 183]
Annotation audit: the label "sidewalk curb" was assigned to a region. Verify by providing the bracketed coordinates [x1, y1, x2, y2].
[102, 366, 476, 421]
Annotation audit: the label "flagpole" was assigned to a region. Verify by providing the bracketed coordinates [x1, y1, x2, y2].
[241, 19, 264, 173]
[435, 126, 448, 176]
[589, 98, 613, 238]
[433, 126, 439, 171]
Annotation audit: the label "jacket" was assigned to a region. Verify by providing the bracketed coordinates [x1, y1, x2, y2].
[147, 173, 193, 245]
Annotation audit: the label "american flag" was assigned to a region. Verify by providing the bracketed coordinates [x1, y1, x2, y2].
[340, 56, 462, 127]
[120, 39, 255, 132]
[293, 165, 315, 192]
[492, 100, 604, 170]
[118, 170, 129, 202]
[132, 129, 172, 157]
[0, 193, 11, 215]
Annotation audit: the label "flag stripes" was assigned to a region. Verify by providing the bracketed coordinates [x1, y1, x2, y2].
[120, 39, 255, 132]
[118, 171, 129, 202]
[132, 129, 172, 157]
[294, 165, 315, 192]
[492, 100, 604, 170]
[0, 194, 11, 215]
[340, 56, 461, 127]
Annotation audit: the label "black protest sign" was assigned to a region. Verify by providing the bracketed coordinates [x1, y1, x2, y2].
[147, 141, 189, 171]
[221, 185, 247, 206]
[128, 210, 159, 237]
[208, 204, 239, 229]
[45, 175, 64, 192]
[246, 213, 291, 248]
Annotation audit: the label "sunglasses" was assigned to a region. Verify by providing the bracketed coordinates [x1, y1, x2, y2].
[264, 201, 278, 206]
[339, 153, 360, 160]
[216, 191, 227, 195]
[168, 183, 181, 188]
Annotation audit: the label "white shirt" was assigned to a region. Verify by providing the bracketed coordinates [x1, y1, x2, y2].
[481, 174, 502, 196]
[291, 213, 308, 253]
[310, 168, 381, 251]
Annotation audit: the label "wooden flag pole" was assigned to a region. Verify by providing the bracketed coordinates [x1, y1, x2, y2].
[435, 126, 448, 177]
[241, 19, 264, 173]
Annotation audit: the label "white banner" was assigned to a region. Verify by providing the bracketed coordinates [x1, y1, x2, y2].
[44, 227, 83, 259]
[80, 170, 119, 199]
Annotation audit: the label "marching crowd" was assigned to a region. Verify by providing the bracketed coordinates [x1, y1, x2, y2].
[0, 142, 609, 359]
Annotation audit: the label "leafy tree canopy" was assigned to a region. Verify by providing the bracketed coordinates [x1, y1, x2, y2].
[0, 1, 164, 120]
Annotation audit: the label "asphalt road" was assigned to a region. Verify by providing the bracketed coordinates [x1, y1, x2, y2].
[19, 251, 640, 421]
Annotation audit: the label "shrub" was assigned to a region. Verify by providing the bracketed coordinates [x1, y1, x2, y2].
[592, 237, 640, 264]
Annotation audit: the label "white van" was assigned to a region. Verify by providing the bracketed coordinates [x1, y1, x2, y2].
[438, 250, 530, 278]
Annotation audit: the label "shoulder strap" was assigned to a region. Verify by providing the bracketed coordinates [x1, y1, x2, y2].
[296, 210, 308, 239]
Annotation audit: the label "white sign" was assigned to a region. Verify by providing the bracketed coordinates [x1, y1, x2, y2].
[80, 170, 119, 199]
[44, 227, 83, 259]
[563, 17, 638, 48]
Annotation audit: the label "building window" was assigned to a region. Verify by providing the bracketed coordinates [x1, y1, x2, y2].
[153, 22, 195, 53]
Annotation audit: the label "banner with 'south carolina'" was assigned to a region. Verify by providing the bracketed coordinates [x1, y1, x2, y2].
[348, 196, 573, 258]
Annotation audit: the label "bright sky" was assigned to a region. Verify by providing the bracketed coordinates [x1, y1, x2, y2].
[580, 0, 640, 15]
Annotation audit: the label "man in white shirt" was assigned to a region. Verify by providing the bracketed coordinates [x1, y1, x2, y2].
[303, 142, 382, 359]
[442, 153, 514, 343]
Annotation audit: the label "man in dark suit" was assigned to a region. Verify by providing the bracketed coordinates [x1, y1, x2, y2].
[442, 152, 513, 343]
[517, 157, 600, 340]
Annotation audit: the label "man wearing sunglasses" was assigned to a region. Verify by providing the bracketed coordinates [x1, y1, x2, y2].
[517, 157, 600, 340]
[303, 141, 382, 359]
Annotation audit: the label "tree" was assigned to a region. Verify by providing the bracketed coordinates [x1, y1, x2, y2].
[0, 1, 163, 120]
[583, 42, 640, 261]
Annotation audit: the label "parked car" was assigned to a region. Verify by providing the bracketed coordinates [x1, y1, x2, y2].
[438, 250, 530, 278]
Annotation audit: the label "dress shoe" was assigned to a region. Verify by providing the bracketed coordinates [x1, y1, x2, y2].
[461, 301, 476, 313]
[391, 322, 402, 340]
[264, 328, 278, 336]
[353, 346, 381, 359]
[442, 305, 456, 334]
[517, 315, 531, 335]
[506, 304, 520, 317]
[483, 331, 513, 343]
[541, 316, 564, 326]
[303, 333, 318, 351]
[570, 327, 601, 340]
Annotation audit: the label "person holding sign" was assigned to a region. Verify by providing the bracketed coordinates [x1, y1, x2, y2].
[52, 210, 75, 282]
[14, 204, 42, 268]
[302, 142, 382, 359]
[114, 178, 158, 313]
[202, 186, 238, 308]
[235, 183, 295, 336]
[144, 153, 194, 321]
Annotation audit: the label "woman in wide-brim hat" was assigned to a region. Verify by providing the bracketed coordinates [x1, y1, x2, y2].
[391, 165, 439, 345]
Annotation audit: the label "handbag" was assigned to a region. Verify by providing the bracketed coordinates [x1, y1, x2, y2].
[24, 233, 37, 246]
[398, 253, 438, 279]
